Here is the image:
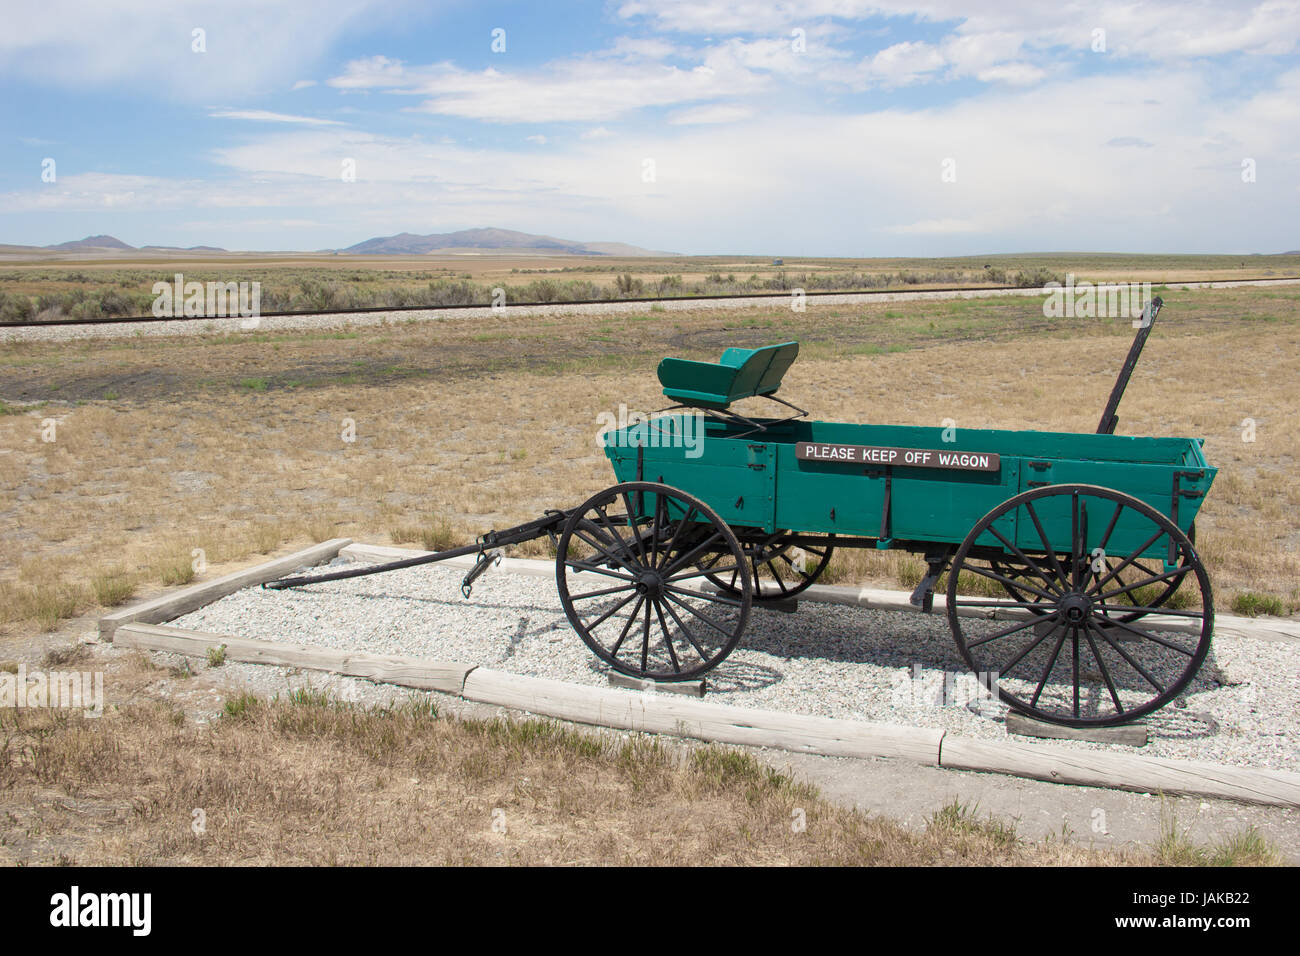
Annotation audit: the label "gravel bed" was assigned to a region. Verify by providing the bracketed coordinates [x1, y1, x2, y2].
[169, 558, 1300, 774]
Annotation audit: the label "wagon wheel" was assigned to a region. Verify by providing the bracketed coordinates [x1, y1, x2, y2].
[556, 481, 751, 682]
[992, 524, 1197, 623]
[704, 532, 835, 599]
[947, 484, 1213, 727]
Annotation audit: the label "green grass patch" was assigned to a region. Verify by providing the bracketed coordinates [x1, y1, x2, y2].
[1231, 590, 1291, 617]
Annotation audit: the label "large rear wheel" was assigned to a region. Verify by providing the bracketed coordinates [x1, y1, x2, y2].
[947, 484, 1213, 726]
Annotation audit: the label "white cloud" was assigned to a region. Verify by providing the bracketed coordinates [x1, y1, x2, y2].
[667, 104, 755, 124]
[864, 41, 947, 88]
[329, 46, 769, 123]
[209, 109, 343, 126]
[7, 66, 1294, 256]
[526, 134, 547, 144]
[975, 63, 1046, 85]
[0, 0, 406, 99]
[291, 79, 318, 91]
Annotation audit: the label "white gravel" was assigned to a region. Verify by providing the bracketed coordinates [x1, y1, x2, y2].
[169, 557, 1300, 774]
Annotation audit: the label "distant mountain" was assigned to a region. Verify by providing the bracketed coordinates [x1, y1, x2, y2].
[46, 234, 135, 252]
[33, 235, 228, 253]
[139, 245, 229, 253]
[343, 227, 674, 256]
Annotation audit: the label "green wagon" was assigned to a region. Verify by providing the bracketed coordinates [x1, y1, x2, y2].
[269, 297, 1216, 728]
[554, 298, 1216, 726]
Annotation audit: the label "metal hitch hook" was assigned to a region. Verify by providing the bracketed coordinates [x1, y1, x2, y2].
[461, 547, 503, 598]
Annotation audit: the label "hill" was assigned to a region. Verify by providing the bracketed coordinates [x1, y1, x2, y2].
[342, 227, 673, 256]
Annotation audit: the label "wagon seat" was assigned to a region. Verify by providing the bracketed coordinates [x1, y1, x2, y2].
[656, 341, 799, 411]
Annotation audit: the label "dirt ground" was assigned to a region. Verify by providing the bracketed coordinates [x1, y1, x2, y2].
[2, 284, 1297, 641]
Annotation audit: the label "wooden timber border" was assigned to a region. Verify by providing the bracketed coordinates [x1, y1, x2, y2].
[99, 540, 1300, 808]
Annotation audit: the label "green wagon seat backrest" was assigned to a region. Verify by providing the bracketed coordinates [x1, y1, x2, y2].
[657, 341, 799, 409]
[720, 341, 799, 396]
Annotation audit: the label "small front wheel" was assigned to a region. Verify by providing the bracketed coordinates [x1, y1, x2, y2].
[556, 482, 751, 681]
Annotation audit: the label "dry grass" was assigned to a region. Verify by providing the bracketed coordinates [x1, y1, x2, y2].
[0, 657, 1133, 866]
[1, 286, 1297, 640]
[0, 652, 1277, 866]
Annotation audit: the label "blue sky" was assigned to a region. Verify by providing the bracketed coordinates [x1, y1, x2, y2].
[1, 0, 1297, 255]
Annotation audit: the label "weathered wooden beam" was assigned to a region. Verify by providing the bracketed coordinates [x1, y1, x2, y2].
[607, 673, 707, 697]
[940, 735, 1300, 808]
[1006, 711, 1149, 747]
[114, 622, 474, 694]
[462, 667, 945, 765]
[99, 539, 352, 642]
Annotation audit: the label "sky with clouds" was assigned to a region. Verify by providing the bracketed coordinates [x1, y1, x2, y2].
[1, 0, 1297, 255]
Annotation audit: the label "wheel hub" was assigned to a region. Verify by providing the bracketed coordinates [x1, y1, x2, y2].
[1058, 591, 1094, 624]
[636, 570, 665, 599]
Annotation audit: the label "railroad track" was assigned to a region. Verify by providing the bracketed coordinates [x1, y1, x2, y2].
[2, 276, 1297, 341]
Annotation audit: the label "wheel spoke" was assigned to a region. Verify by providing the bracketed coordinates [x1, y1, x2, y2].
[650, 491, 666, 565]
[570, 525, 637, 574]
[563, 559, 636, 583]
[1071, 623, 1081, 718]
[1103, 559, 1141, 606]
[1090, 527, 1166, 594]
[1096, 502, 1124, 554]
[1097, 604, 1203, 620]
[1024, 500, 1070, 590]
[1071, 491, 1082, 591]
[1081, 620, 1125, 715]
[664, 591, 735, 639]
[986, 524, 1064, 596]
[664, 583, 745, 607]
[1098, 564, 1191, 603]
[620, 492, 650, 566]
[662, 531, 724, 577]
[1091, 622, 1166, 693]
[951, 598, 1064, 610]
[652, 600, 682, 673]
[997, 620, 1057, 676]
[569, 582, 638, 601]
[655, 505, 696, 570]
[640, 601, 652, 672]
[1096, 617, 1197, 656]
[775, 551, 812, 581]
[668, 561, 740, 583]
[608, 596, 645, 657]
[965, 611, 1056, 648]
[963, 563, 1059, 602]
[583, 592, 640, 631]
[1031, 629, 1070, 707]
[661, 598, 710, 663]
[594, 502, 639, 563]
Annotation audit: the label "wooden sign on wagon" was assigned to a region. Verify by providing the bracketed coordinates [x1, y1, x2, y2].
[795, 442, 1001, 472]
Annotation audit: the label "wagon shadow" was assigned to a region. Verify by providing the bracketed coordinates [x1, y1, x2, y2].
[730, 602, 1230, 741]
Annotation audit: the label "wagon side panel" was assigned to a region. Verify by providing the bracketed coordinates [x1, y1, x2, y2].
[773, 443, 1022, 548]
[1014, 459, 1213, 559]
[605, 439, 778, 531]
